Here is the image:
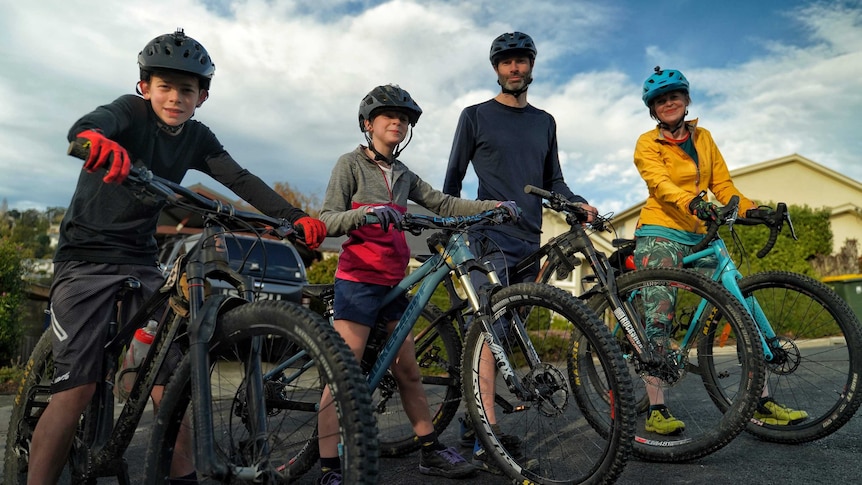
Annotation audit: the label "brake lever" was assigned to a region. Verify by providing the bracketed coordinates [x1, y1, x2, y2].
[782, 205, 798, 240]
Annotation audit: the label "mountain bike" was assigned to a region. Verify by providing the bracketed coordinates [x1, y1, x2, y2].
[680, 193, 862, 443]
[3, 141, 378, 484]
[299, 209, 636, 484]
[519, 185, 766, 462]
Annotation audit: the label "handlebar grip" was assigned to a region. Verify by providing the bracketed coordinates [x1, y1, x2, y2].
[754, 203, 787, 258]
[67, 139, 89, 161]
[524, 184, 552, 198]
[757, 226, 780, 258]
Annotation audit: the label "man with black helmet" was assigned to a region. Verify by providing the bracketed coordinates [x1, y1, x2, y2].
[442, 31, 599, 474]
[27, 29, 326, 484]
[315, 84, 519, 484]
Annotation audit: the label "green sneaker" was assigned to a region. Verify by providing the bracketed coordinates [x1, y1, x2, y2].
[645, 407, 685, 435]
[754, 398, 809, 425]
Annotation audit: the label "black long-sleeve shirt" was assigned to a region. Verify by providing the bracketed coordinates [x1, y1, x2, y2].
[56, 94, 306, 265]
[443, 99, 586, 244]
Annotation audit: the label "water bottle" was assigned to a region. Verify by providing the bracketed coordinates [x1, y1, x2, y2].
[115, 319, 158, 401]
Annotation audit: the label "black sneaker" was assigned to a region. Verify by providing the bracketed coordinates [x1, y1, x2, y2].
[458, 415, 475, 447]
[498, 432, 524, 459]
[473, 442, 537, 476]
[419, 446, 477, 478]
[472, 444, 503, 475]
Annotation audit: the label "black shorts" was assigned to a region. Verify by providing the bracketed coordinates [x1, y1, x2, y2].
[332, 278, 408, 328]
[49, 261, 168, 392]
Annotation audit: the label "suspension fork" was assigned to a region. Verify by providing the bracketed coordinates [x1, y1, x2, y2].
[461, 260, 535, 399]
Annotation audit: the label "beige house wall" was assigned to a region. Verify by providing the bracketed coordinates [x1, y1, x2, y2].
[561, 154, 862, 294]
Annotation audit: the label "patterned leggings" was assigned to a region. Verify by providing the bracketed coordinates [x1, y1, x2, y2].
[633, 236, 717, 341]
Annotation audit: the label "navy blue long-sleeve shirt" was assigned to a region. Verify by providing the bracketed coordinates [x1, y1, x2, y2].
[443, 99, 586, 244]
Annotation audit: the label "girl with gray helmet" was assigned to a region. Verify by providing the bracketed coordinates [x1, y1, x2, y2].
[633, 66, 809, 435]
[315, 84, 518, 484]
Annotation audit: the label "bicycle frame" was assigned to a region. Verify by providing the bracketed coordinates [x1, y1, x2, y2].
[683, 237, 778, 362]
[275, 210, 538, 402]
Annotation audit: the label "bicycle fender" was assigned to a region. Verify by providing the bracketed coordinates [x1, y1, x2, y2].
[188, 294, 247, 344]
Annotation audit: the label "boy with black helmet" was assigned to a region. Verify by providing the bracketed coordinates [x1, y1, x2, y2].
[443, 31, 598, 474]
[27, 29, 326, 484]
[315, 84, 518, 484]
[633, 66, 809, 435]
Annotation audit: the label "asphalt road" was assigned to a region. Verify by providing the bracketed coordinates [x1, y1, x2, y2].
[2, 392, 860, 485]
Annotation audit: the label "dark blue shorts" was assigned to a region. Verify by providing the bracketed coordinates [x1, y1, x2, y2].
[332, 278, 408, 327]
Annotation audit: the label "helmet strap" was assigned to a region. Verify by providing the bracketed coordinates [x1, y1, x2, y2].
[498, 72, 533, 98]
[364, 127, 414, 162]
[658, 110, 688, 137]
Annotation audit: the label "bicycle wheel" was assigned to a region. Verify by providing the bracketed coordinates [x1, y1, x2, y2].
[704, 271, 862, 443]
[462, 282, 635, 484]
[583, 268, 765, 462]
[375, 302, 463, 457]
[143, 300, 378, 484]
[4, 331, 54, 485]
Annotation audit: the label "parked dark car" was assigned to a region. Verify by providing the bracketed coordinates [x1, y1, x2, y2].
[158, 232, 308, 304]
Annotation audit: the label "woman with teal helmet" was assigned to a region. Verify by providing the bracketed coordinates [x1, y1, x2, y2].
[631, 66, 809, 436]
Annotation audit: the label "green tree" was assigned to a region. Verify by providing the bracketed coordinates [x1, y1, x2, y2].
[306, 255, 338, 284]
[7, 209, 51, 258]
[723, 204, 832, 278]
[0, 239, 26, 364]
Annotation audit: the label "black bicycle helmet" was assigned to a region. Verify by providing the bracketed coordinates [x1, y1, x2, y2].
[357, 84, 422, 132]
[489, 32, 537, 66]
[138, 29, 215, 82]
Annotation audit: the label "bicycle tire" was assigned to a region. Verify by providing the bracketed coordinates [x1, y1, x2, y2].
[4, 331, 55, 485]
[582, 268, 765, 462]
[702, 270, 862, 443]
[462, 282, 635, 484]
[375, 302, 463, 456]
[143, 300, 378, 484]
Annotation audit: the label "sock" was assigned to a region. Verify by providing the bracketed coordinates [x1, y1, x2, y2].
[649, 404, 667, 413]
[320, 456, 341, 474]
[419, 432, 445, 452]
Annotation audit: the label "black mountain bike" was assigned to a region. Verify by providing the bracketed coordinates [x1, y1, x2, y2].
[3, 142, 378, 484]
[516, 186, 765, 462]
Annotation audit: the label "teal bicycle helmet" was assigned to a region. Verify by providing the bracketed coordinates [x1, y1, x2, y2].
[139, 29, 215, 88]
[642, 66, 689, 107]
[489, 32, 537, 66]
[358, 84, 422, 132]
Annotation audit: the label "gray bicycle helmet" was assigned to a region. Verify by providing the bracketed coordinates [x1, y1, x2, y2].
[357, 84, 422, 132]
[138, 29, 215, 83]
[489, 32, 537, 66]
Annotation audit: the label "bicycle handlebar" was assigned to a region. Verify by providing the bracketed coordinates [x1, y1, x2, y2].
[689, 192, 794, 258]
[363, 207, 514, 235]
[67, 140, 297, 240]
[524, 184, 610, 231]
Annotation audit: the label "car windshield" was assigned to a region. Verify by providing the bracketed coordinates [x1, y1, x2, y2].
[224, 236, 304, 282]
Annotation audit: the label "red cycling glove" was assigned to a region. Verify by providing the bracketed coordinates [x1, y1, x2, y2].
[295, 216, 326, 250]
[76, 129, 131, 184]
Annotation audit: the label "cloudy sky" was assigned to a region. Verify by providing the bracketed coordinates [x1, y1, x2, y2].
[2, 0, 860, 218]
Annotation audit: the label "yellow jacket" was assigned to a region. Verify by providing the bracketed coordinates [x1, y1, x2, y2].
[633, 119, 756, 234]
